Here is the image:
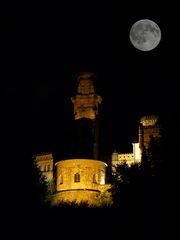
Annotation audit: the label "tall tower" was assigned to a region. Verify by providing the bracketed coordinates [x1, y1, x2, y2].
[139, 115, 162, 150]
[34, 72, 112, 207]
[71, 72, 102, 159]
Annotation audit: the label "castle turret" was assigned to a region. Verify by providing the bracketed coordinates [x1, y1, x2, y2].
[34, 153, 54, 182]
[71, 72, 102, 159]
[139, 115, 161, 150]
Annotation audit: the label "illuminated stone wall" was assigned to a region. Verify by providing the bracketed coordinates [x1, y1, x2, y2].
[71, 72, 102, 120]
[111, 144, 141, 174]
[111, 115, 162, 175]
[139, 126, 161, 149]
[52, 190, 99, 206]
[35, 153, 53, 182]
[112, 152, 134, 171]
[52, 184, 112, 206]
[52, 159, 111, 206]
[139, 115, 162, 149]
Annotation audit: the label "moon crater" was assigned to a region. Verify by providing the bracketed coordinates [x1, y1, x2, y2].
[130, 19, 161, 51]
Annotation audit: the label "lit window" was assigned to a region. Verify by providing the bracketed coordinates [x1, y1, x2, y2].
[59, 174, 63, 184]
[74, 173, 80, 182]
[93, 174, 98, 183]
[99, 170, 105, 185]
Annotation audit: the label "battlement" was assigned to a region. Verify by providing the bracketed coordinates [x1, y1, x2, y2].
[34, 153, 53, 162]
[117, 153, 134, 156]
[76, 72, 96, 81]
[140, 115, 159, 127]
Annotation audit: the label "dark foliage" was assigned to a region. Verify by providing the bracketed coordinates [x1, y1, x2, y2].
[31, 160, 51, 212]
[9, 114, 178, 239]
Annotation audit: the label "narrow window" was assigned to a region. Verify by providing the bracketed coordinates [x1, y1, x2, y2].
[93, 174, 97, 183]
[74, 173, 80, 182]
[59, 174, 63, 184]
[47, 164, 51, 171]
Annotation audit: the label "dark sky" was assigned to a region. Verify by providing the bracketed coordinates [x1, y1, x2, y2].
[1, 2, 180, 162]
[1, 2, 180, 218]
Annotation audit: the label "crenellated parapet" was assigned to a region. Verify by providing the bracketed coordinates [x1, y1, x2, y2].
[139, 115, 162, 149]
[140, 115, 159, 127]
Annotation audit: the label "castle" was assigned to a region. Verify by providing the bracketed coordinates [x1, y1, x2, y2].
[112, 115, 162, 174]
[34, 72, 161, 206]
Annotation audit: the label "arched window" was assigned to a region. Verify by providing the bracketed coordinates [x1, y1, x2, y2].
[47, 164, 51, 171]
[74, 173, 80, 182]
[99, 170, 105, 185]
[59, 174, 63, 185]
[93, 174, 98, 183]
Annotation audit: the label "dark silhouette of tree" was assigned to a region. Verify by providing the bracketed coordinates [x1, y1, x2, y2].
[110, 134, 166, 237]
[111, 162, 142, 210]
[31, 160, 51, 213]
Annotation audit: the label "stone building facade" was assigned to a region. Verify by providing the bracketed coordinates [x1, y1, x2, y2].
[34, 155, 111, 206]
[139, 115, 162, 149]
[52, 159, 111, 206]
[111, 115, 162, 175]
[34, 72, 112, 206]
[35, 153, 53, 182]
[34, 71, 162, 206]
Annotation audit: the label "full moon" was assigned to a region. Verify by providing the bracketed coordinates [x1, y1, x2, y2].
[129, 19, 161, 51]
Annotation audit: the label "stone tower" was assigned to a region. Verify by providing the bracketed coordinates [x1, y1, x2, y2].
[33, 72, 112, 206]
[111, 115, 162, 175]
[139, 115, 162, 150]
[71, 72, 102, 159]
[34, 153, 53, 182]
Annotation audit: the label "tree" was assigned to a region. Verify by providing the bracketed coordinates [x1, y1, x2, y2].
[31, 160, 51, 212]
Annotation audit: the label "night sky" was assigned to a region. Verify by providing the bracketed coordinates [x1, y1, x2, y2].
[1, 2, 180, 164]
[2, 5, 180, 236]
